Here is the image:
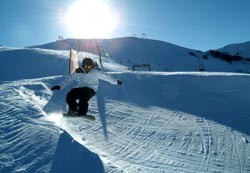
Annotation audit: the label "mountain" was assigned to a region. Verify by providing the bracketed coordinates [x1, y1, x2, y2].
[217, 41, 250, 58]
[32, 37, 200, 72]
[32, 37, 250, 73]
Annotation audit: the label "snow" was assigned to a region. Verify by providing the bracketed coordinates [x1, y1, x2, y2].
[32, 37, 250, 73]
[218, 41, 250, 58]
[1, 39, 250, 173]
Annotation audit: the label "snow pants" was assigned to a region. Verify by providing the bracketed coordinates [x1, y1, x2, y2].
[66, 87, 96, 115]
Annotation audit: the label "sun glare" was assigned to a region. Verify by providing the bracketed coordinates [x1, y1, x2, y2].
[64, 0, 119, 38]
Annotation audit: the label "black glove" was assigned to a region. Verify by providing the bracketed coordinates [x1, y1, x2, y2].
[51, 85, 61, 91]
[117, 80, 123, 85]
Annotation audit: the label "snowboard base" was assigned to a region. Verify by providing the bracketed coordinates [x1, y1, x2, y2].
[63, 113, 96, 121]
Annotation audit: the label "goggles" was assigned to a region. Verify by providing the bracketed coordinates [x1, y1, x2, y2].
[84, 65, 92, 70]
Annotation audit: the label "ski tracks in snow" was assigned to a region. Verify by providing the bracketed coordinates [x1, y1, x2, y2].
[1, 79, 250, 173]
[0, 81, 59, 173]
[195, 117, 212, 172]
[62, 99, 250, 173]
[30, 88, 249, 173]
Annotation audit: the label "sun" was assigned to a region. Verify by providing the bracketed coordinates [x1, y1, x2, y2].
[64, 0, 119, 38]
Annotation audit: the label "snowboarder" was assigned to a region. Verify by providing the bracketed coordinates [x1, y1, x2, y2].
[51, 57, 122, 116]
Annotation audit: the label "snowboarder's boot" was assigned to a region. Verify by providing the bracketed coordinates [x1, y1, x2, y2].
[66, 110, 78, 116]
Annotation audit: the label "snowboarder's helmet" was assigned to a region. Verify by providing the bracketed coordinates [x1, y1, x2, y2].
[82, 58, 93, 66]
[82, 58, 95, 72]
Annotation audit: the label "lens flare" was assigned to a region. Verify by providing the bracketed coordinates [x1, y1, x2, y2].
[64, 0, 119, 38]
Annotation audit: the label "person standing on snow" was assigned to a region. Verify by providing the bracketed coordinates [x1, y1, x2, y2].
[51, 57, 122, 116]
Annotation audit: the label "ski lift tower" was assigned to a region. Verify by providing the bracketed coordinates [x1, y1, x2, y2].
[96, 42, 104, 71]
[57, 35, 64, 48]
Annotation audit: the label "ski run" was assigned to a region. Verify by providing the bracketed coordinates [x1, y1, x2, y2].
[1, 71, 250, 172]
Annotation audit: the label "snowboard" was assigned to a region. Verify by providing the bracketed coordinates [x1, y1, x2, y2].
[63, 113, 96, 121]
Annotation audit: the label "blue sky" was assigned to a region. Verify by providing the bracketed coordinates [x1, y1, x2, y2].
[0, 0, 250, 50]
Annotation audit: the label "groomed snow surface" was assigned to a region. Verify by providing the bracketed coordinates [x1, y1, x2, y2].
[1, 72, 250, 173]
[0, 46, 250, 172]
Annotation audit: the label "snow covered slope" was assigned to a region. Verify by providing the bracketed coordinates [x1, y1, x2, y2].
[32, 37, 200, 71]
[0, 47, 127, 82]
[0, 47, 68, 81]
[0, 77, 104, 173]
[32, 37, 250, 73]
[1, 71, 250, 172]
[218, 41, 250, 58]
[1, 47, 250, 172]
